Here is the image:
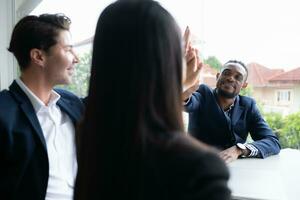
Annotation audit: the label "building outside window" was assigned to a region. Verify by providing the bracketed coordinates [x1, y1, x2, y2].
[277, 90, 292, 104]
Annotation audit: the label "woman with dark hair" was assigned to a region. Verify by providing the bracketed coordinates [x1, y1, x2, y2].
[74, 0, 231, 199]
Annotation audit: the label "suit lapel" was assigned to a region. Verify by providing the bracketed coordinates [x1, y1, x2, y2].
[9, 81, 47, 150]
[231, 96, 244, 126]
[57, 97, 81, 125]
[213, 89, 232, 131]
[20, 103, 47, 149]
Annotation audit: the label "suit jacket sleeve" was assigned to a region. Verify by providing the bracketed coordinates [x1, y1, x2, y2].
[248, 100, 281, 158]
[0, 117, 17, 198]
[184, 85, 206, 113]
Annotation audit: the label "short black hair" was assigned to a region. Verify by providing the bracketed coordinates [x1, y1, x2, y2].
[8, 13, 71, 71]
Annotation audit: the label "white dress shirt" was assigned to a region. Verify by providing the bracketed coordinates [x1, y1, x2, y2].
[16, 79, 77, 200]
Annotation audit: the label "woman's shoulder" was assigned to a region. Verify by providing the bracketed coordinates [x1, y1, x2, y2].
[156, 133, 231, 199]
[165, 133, 227, 169]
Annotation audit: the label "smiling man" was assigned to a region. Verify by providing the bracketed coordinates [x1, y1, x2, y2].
[0, 14, 84, 200]
[184, 60, 281, 163]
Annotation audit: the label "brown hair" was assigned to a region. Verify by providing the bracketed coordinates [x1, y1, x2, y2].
[8, 13, 71, 71]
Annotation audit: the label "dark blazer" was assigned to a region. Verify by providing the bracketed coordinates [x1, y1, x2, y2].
[184, 84, 281, 158]
[0, 81, 84, 200]
[142, 134, 231, 200]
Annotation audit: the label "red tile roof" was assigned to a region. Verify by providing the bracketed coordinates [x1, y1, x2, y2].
[247, 63, 284, 86]
[269, 67, 300, 82]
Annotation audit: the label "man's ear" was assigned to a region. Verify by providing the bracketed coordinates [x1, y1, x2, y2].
[30, 48, 46, 67]
[216, 72, 220, 80]
[242, 82, 248, 88]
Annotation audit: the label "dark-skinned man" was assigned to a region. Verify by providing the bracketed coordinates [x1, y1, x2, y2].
[183, 60, 281, 163]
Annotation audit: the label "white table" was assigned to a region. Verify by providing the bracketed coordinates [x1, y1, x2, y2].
[228, 148, 300, 200]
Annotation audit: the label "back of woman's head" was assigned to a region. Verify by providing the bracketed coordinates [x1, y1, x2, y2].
[90, 0, 183, 132]
[75, 0, 183, 199]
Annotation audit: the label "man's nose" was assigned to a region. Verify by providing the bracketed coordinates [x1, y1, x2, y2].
[72, 50, 79, 64]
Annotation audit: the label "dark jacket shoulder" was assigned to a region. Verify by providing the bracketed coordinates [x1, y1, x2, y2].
[0, 89, 17, 106]
[166, 134, 230, 178]
[145, 134, 231, 200]
[237, 94, 256, 107]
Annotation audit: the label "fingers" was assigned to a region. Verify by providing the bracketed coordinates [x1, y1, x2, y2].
[184, 52, 202, 89]
[197, 62, 203, 72]
[219, 151, 233, 164]
[219, 147, 239, 164]
[195, 49, 202, 70]
[183, 27, 204, 89]
[186, 50, 197, 72]
[186, 48, 202, 70]
[183, 26, 191, 53]
[186, 47, 195, 63]
[187, 48, 203, 71]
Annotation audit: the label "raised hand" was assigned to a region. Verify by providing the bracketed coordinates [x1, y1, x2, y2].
[182, 27, 203, 90]
[183, 26, 191, 54]
[184, 47, 203, 90]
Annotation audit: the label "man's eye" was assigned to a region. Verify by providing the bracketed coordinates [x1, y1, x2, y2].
[65, 45, 73, 51]
[236, 75, 243, 81]
[223, 71, 230, 76]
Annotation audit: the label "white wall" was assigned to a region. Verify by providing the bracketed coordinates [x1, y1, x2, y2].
[16, 0, 42, 20]
[293, 85, 300, 113]
[0, 0, 42, 90]
[0, 0, 16, 90]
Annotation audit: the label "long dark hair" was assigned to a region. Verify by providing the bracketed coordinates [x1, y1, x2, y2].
[75, 0, 183, 199]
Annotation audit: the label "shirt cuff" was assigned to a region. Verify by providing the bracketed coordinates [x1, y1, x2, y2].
[183, 97, 191, 105]
[244, 143, 260, 157]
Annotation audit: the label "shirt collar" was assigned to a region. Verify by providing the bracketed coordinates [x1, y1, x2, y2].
[224, 102, 235, 112]
[15, 78, 60, 113]
[213, 88, 236, 112]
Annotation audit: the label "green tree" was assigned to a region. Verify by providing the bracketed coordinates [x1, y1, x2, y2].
[280, 112, 300, 149]
[240, 84, 253, 97]
[263, 111, 300, 149]
[204, 56, 222, 71]
[264, 112, 285, 135]
[58, 52, 92, 97]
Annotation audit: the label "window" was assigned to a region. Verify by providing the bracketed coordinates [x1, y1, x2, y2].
[29, 0, 300, 149]
[276, 90, 292, 104]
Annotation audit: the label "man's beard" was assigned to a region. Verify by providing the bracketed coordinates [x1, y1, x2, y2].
[217, 88, 238, 99]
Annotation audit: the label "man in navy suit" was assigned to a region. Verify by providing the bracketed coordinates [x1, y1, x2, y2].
[0, 14, 84, 199]
[183, 60, 281, 163]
